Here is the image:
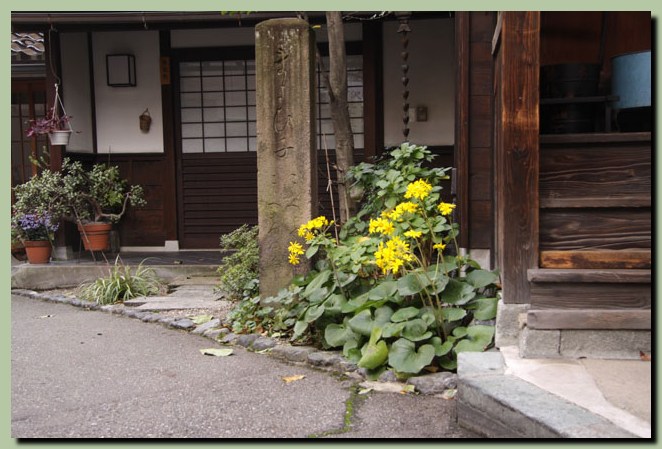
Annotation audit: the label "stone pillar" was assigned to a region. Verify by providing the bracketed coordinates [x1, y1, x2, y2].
[255, 19, 318, 298]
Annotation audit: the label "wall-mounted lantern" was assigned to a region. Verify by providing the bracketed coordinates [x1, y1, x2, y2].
[106, 54, 136, 87]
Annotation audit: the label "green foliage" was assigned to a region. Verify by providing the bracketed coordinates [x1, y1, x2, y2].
[77, 258, 167, 305]
[215, 225, 259, 301]
[282, 143, 500, 375]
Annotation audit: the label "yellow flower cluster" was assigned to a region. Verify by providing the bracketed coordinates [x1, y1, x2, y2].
[368, 217, 394, 236]
[375, 236, 414, 274]
[404, 230, 423, 239]
[433, 242, 446, 252]
[404, 179, 433, 201]
[383, 201, 419, 221]
[297, 216, 331, 242]
[288, 241, 305, 265]
[437, 202, 456, 216]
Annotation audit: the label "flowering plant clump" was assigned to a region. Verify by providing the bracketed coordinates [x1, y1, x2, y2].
[11, 213, 59, 242]
[272, 143, 500, 377]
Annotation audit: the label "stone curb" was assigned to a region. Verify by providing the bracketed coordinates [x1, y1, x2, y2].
[456, 352, 640, 438]
[11, 289, 457, 396]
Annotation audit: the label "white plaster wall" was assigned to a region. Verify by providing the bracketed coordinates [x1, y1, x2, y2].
[383, 18, 455, 147]
[93, 31, 163, 153]
[171, 22, 361, 48]
[60, 32, 94, 153]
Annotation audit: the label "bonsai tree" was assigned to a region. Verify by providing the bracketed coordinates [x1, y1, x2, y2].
[61, 158, 146, 224]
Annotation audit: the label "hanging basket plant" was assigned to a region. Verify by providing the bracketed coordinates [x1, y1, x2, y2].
[25, 84, 74, 146]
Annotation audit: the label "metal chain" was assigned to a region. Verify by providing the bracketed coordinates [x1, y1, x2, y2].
[396, 12, 412, 141]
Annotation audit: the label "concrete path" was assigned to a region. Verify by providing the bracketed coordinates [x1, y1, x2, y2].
[11, 295, 477, 439]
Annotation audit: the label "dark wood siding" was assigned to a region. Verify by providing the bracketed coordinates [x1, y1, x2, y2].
[179, 153, 257, 248]
[455, 12, 496, 251]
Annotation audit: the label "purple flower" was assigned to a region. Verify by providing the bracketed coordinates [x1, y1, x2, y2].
[12, 213, 59, 241]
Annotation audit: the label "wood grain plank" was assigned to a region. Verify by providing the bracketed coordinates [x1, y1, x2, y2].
[540, 209, 651, 250]
[527, 309, 651, 329]
[530, 283, 651, 309]
[528, 268, 651, 283]
[540, 249, 651, 269]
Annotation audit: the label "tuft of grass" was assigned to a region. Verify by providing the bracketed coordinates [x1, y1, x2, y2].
[77, 257, 167, 305]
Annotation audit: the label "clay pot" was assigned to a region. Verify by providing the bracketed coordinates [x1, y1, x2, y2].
[78, 222, 112, 251]
[24, 240, 52, 264]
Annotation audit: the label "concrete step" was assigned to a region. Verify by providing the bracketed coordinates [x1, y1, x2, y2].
[456, 352, 641, 438]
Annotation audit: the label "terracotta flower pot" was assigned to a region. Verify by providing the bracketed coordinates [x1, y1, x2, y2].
[24, 240, 52, 264]
[78, 222, 112, 251]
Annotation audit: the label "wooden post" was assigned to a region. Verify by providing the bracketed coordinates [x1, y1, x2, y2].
[454, 12, 470, 248]
[494, 12, 540, 304]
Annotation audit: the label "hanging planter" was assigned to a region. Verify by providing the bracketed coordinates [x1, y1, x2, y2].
[139, 108, 152, 133]
[48, 129, 73, 146]
[24, 240, 52, 264]
[25, 83, 74, 145]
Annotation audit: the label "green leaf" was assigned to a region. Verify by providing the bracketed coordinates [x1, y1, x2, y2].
[439, 357, 457, 371]
[374, 305, 395, 325]
[442, 278, 476, 305]
[343, 339, 362, 362]
[390, 306, 420, 323]
[454, 325, 495, 353]
[199, 348, 233, 357]
[367, 281, 397, 300]
[305, 244, 319, 259]
[429, 337, 453, 357]
[382, 321, 405, 338]
[323, 294, 348, 315]
[302, 269, 332, 298]
[388, 338, 435, 374]
[402, 318, 433, 342]
[341, 292, 368, 313]
[442, 307, 467, 323]
[292, 320, 309, 339]
[303, 304, 325, 323]
[336, 272, 358, 288]
[466, 270, 499, 289]
[473, 297, 498, 320]
[452, 326, 468, 338]
[324, 322, 360, 348]
[358, 327, 389, 369]
[397, 271, 431, 296]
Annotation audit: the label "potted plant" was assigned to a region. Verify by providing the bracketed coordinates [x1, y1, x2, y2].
[60, 158, 146, 251]
[11, 213, 60, 264]
[25, 105, 73, 146]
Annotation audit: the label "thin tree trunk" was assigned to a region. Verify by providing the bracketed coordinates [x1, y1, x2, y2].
[324, 11, 357, 223]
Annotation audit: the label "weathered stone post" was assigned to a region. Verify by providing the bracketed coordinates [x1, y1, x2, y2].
[255, 19, 318, 298]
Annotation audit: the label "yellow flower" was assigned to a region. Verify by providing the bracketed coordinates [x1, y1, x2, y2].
[437, 202, 456, 216]
[404, 179, 433, 201]
[387, 201, 419, 221]
[374, 236, 414, 275]
[297, 216, 331, 242]
[368, 217, 394, 236]
[404, 230, 423, 239]
[433, 242, 446, 251]
[288, 241, 304, 255]
[288, 253, 300, 265]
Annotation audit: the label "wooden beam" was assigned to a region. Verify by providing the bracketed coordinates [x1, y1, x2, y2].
[530, 283, 651, 309]
[527, 309, 651, 330]
[528, 268, 651, 283]
[540, 249, 651, 269]
[540, 197, 651, 208]
[494, 12, 540, 304]
[455, 12, 470, 248]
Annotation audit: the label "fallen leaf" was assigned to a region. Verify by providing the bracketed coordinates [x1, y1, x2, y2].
[199, 348, 234, 357]
[190, 314, 214, 325]
[282, 374, 306, 383]
[423, 365, 439, 373]
[441, 389, 457, 400]
[640, 351, 651, 362]
[38, 315, 54, 319]
[400, 385, 416, 395]
[255, 348, 273, 354]
[358, 387, 373, 395]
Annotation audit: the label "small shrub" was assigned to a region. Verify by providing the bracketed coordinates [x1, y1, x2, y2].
[77, 257, 167, 305]
[216, 225, 259, 300]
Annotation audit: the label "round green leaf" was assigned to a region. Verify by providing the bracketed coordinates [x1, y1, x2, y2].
[348, 309, 375, 337]
[388, 338, 435, 374]
[324, 323, 359, 347]
[442, 307, 467, 323]
[402, 318, 433, 342]
[397, 272, 431, 297]
[466, 269, 499, 289]
[473, 297, 498, 320]
[390, 306, 420, 323]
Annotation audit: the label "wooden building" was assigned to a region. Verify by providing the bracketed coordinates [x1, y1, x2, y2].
[11, 11, 652, 357]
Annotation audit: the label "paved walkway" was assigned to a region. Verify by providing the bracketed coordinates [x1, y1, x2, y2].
[11, 295, 475, 439]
